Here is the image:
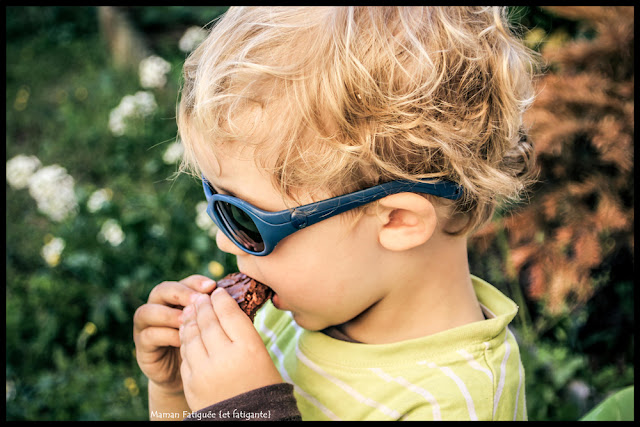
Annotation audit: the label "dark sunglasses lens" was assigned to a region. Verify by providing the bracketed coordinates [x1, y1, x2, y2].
[215, 201, 265, 252]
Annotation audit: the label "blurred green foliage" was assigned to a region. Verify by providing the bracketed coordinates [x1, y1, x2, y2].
[6, 6, 230, 420]
[5, 6, 633, 421]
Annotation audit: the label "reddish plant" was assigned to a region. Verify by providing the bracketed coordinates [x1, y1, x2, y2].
[471, 6, 634, 315]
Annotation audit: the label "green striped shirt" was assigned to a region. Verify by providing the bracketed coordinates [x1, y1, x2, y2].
[255, 275, 527, 421]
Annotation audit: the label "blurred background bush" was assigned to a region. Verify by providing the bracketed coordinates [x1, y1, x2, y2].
[5, 6, 633, 421]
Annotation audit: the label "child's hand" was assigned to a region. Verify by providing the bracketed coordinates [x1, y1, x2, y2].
[133, 275, 217, 394]
[179, 288, 283, 411]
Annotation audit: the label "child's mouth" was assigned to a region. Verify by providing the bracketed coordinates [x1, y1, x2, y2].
[271, 292, 281, 309]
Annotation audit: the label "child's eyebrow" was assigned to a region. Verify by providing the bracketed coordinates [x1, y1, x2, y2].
[205, 177, 237, 198]
[205, 175, 270, 210]
[213, 183, 237, 198]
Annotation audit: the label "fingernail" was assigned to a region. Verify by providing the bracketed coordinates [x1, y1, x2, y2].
[190, 293, 200, 304]
[197, 294, 209, 304]
[212, 287, 225, 296]
[201, 279, 215, 290]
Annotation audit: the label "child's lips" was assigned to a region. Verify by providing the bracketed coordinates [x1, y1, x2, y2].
[271, 292, 282, 309]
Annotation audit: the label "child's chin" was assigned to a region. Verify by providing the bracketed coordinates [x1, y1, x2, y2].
[290, 313, 329, 333]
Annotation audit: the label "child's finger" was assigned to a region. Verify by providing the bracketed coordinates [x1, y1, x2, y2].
[179, 338, 187, 363]
[134, 303, 182, 333]
[179, 328, 188, 359]
[147, 276, 216, 309]
[210, 287, 257, 342]
[136, 326, 181, 351]
[146, 281, 201, 310]
[179, 274, 217, 294]
[194, 293, 231, 352]
[181, 304, 196, 325]
[148, 280, 193, 307]
[180, 319, 209, 368]
[180, 353, 192, 384]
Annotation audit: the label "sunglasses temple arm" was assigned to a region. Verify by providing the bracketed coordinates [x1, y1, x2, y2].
[296, 180, 462, 229]
[294, 184, 406, 228]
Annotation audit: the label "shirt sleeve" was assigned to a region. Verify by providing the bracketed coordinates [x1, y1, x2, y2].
[183, 382, 302, 421]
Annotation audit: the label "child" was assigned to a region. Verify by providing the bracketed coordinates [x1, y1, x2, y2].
[134, 6, 538, 421]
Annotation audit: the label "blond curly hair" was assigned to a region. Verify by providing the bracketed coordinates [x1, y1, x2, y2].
[178, 6, 540, 235]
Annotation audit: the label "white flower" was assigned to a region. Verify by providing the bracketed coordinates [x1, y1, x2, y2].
[162, 140, 184, 164]
[87, 188, 113, 213]
[139, 55, 172, 89]
[195, 201, 211, 229]
[568, 380, 591, 403]
[149, 224, 165, 238]
[179, 26, 208, 52]
[98, 219, 125, 246]
[41, 236, 65, 267]
[6, 154, 42, 189]
[27, 165, 78, 222]
[195, 201, 218, 237]
[132, 91, 157, 116]
[108, 109, 127, 137]
[6, 380, 16, 402]
[109, 91, 158, 136]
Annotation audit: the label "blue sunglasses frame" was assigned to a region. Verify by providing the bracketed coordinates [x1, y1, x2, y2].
[202, 175, 463, 256]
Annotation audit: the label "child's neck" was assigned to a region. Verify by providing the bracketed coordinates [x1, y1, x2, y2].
[336, 233, 484, 345]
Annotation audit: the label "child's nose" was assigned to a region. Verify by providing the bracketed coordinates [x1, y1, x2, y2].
[215, 228, 246, 256]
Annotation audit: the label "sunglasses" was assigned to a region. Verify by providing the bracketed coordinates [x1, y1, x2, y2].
[202, 175, 463, 256]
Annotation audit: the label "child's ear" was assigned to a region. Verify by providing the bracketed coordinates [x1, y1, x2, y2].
[376, 193, 437, 251]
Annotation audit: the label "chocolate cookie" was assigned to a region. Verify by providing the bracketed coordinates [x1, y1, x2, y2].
[215, 272, 273, 321]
